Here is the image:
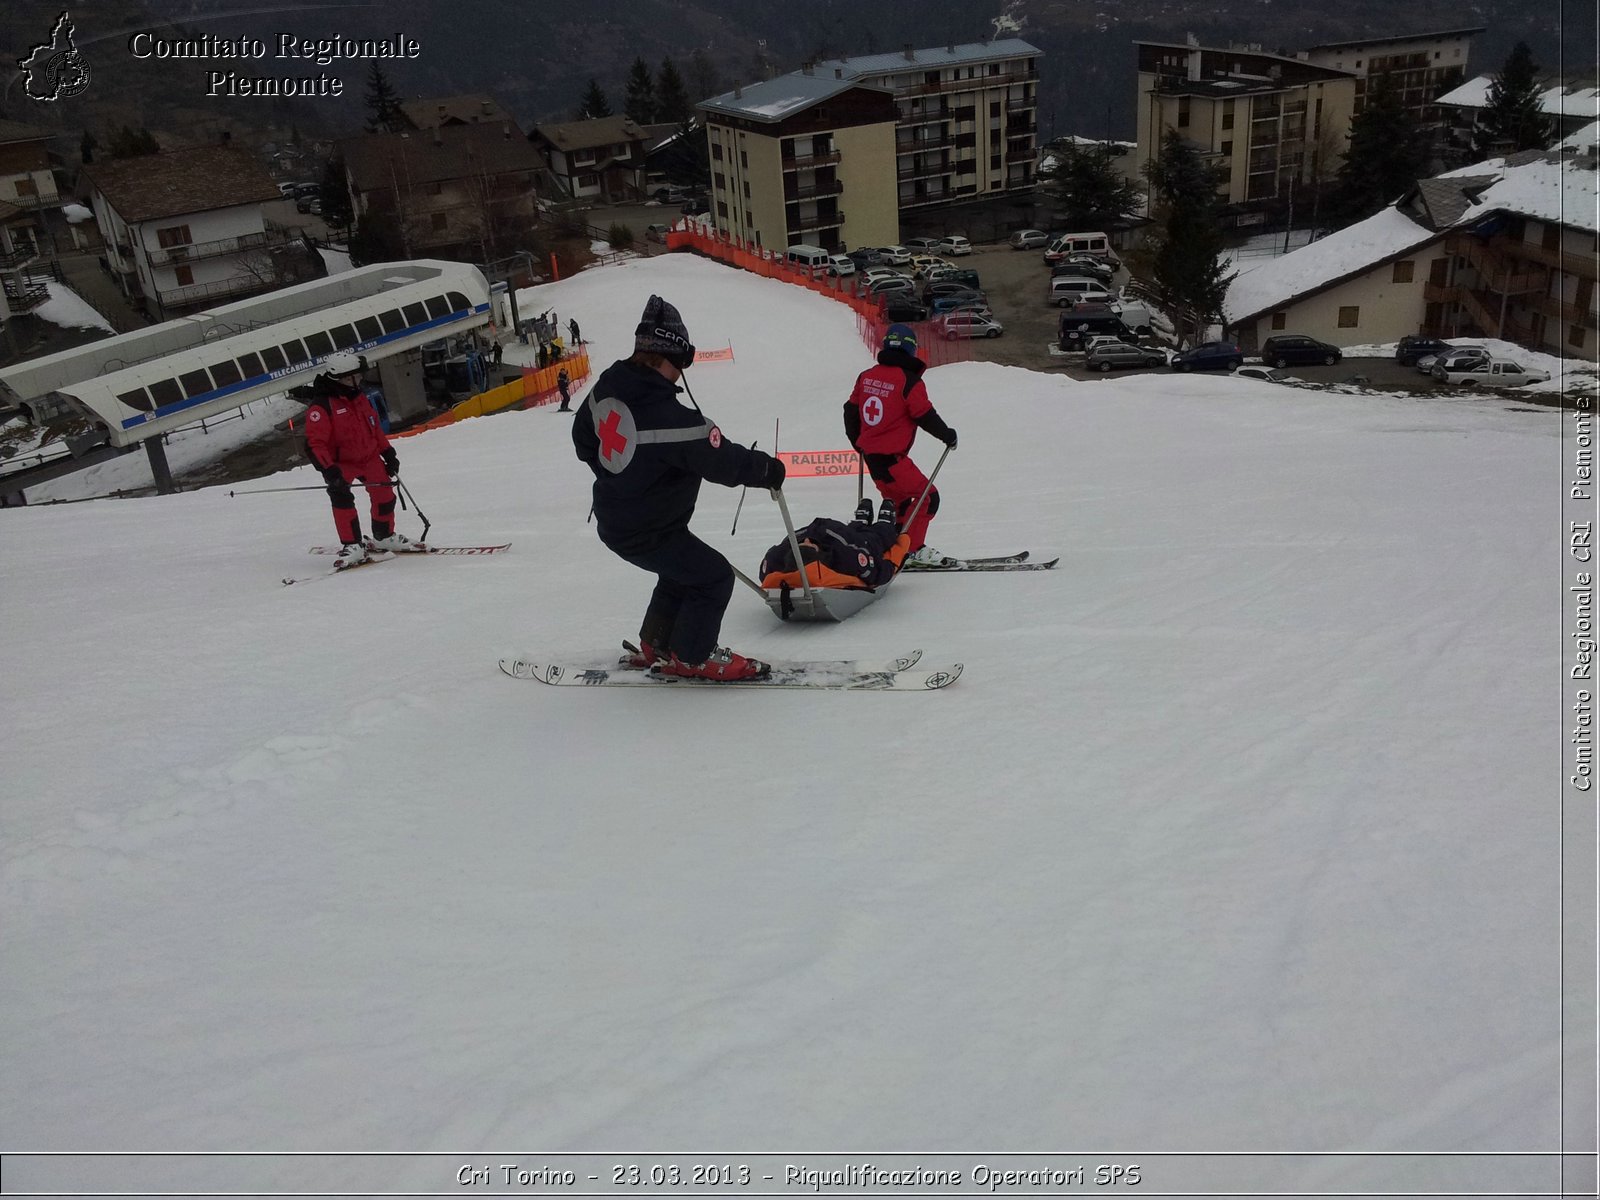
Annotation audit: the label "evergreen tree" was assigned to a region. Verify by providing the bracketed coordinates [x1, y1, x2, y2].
[105, 126, 159, 159]
[656, 57, 693, 127]
[624, 57, 658, 124]
[364, 64, 404, 133]
[1040, 141, 1140, 231]
[349, 209, 405, 267]
[687, 49, 721, 103]
[578, 78, 612, 119]
[1144, 130, 1236, 348]
[1325, 75, 1428, 226]
[79, 129, 97, 164]
[319, 154, 354, 232]
[1474, 42, 1551, 157]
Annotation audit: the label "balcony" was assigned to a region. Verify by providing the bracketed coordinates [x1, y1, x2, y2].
[790, 209, 844, 232]
[2, 280, 49, 312]
[785, 180, 844, 202]
[0, 244, 40, 271]
[1005, 98, 1035, 113]
[145, 228, 291, 267]
[1006, 147, 1038, 163]
[898, 160, 953, 182]
[157, 273, 275, 308]
[895, 71, 1037, 98]
[897, 134, 956, 154]
[782, 150, 842, 172]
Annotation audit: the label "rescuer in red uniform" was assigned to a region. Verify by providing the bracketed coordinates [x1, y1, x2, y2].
[303, 353, 408, 565]
[843, 323, 957, 565]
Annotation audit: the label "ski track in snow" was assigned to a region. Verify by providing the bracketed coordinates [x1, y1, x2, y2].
[0, 252, 1572, 1180]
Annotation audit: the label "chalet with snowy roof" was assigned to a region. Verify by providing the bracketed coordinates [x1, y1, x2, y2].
[342, 120, 544, 259]
[82, 142, 309, 318]
[399, 94, 514, 130]
[1224, 150, 1600, 361]
[1436, 73, 1600, 165]
[528, 116, 650, 203]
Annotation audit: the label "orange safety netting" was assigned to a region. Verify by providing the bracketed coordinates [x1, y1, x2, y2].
[390, 349, 592, 437]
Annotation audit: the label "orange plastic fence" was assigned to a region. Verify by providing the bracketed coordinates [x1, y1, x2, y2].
[391, 349, 592, 436]
[664, 223, 971, 364]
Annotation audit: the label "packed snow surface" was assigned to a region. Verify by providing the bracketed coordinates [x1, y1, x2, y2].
[0, 252, 1574, 1192]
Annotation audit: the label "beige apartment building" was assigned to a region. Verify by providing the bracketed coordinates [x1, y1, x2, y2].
[698, 75, 900, 253]
[1302, 29, 1481, 137]
[1136, 41, 1357, 216]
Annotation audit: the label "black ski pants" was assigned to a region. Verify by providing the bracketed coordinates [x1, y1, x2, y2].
[613, 528, 735, 665]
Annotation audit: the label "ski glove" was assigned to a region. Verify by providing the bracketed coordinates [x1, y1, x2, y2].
[762, 455, 787, 491]
[320, 465, 343, 487]
[940, 427, 958, 449]
[381, 448, 399, 478]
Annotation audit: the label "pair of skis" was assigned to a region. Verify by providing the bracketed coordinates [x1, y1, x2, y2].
[499, 644, 962, 692]
[282, 542, 511, 586]
[901, 549, 1059, 572]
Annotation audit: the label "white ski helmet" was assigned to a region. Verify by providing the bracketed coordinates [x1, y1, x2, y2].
[325, 352, 363, 376]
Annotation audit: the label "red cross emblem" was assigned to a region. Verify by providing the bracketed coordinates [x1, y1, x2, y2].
[863, 396, 884, 425]
[598, 407, 629, 461]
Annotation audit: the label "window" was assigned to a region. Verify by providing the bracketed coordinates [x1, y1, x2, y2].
[990, 154, 1001, 171]
[356, 316, 383, 341]
[237, 352, 264, 378]
[742, 181, 750, 198]
[179, 368, 213, 398]
[261, 345, 288, 372]
[1392, 260, 1415, 283]
[716, 200, 729, 218]
[156, 225, 192, 248]
[1338, 306, 1360, 328]
[303, 331, 334, 357]
[148, 379, 183, 409]
[329, 324, 358, 349]
[1178, 96, 1190, 128]
[431, 212, 447, 231]
[740, 151, 748, 168]
[208, 359, 242, 388]
[577, 173, 598, 188]
[174, 264, 194, 286]
[1573, 324, 1587, 347]
[1543, 224, 1561, 252]
[378, 309, 406, 334]
[423, 295, 451, 319]
[1222, 101, 1235, 130]
[401, 303, 428, 326]
[116, 387, 150, 412]
[1271, 312, 1287, 329]
[16, 177, 37, 198]
[1221, 140, 1233, 156]
[990, 101, 1000, 118]
[446, 292, 469, 311]
[711, 142, 723, 160]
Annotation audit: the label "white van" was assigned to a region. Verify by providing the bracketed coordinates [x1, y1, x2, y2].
[1049, 276, 1112, 306]
[786, 244, 830, 272]
[1044, 231, 1113, 263]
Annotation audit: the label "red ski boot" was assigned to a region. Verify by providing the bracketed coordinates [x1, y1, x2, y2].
[655, 646, 771, 681]
[620, 640, 663, 669]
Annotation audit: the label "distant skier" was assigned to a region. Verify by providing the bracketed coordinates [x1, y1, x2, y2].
[569, 317, 581, 346]
[573, 294, 785, 681]
[556, 366, 571, 412]
[843, 323, 957, 565]
[759, 498, 909, 592]
[302, 353, 409, 566]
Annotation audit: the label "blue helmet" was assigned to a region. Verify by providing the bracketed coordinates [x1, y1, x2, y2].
[882, 323, 918, 353]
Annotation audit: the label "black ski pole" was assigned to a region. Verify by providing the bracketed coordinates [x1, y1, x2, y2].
[730, 440, 758, 535]
[394, 476, 431, 543]
[229, 481, 395, 497]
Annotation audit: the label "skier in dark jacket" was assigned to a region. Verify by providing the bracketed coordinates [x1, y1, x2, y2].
[759, 498, 909, 591]
[556, 366, 571, 412]
[843, 322, 957, 565]
[573, 295, 785, 681]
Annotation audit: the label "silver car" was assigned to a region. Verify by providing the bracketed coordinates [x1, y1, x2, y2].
[1084, 342, 1166, 371]
[939, 311, 1004, 339]
[1009, 229, 1048, 249]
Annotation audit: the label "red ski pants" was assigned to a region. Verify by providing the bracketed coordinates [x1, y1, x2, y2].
[871, 455, 939, 552]
[325, 457, 395, 543]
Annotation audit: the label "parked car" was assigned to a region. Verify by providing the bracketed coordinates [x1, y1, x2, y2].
[942, 298, 995, 319]
[847, 247, 885, 269]
[867, 275, 917, 297]
[1433, 357, 1552, 388]
[680, 194, 709, 215]
[1170, 341, 1244, 371]
[1049, 276, 1112, 306]
[882, 297, 930, 323]
[939, 311, 1004, 339]
[1109, 295, 1154, 332]
[930, 289, 987, 314]
[924, 266, 980, 290]
[909, 254, 950, 278]
[645, 223, 671, 243]
[295, 194, 321, 214]
[1394, 335, 1457, 367]
[276, 182, 299, 197]
[1085, 342, 1168, 372]
[1415, 345, 1488, 374]
[877, 245, 913, 265]
[292, 182, 319, 198]
[825, 254, 857, 277]
[1055, 255, 1114, 283]
[904, 237, 943, 253]
[1260, 334, 1342, 367]
[652, 184, 689, 202]
[1058, 304, 1138, 353]
[1010, 229, 1049, 250]
[1233, 365, 1297, 383]
[937, 234, 972, 256]
[861, 265, 905, 283]
[924, 279, 983, 303]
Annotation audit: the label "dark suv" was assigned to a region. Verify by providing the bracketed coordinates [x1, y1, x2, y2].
[1169, 341, 1244, 372]
[1058, 304, 1136, 353]
[1260, 335, 1342, 367]
[1394, 336, 1456, 366]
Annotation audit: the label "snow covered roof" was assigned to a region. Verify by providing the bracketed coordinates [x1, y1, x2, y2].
[1557, 119, 1600, 155]
[699, 75, 891, 123]
[1226, 151, 1599, 322]
[812, 38, 1041, 80]
[1225, 207, 1441, 323]
[1438, 75, 1600, 118]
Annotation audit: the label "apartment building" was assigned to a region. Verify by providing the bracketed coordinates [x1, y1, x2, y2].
[1302, 28, 1481, 144]
[811, 40, 1044, 211]
[343, 121, 544, 259]
[83, 143, 308, 318]
[1135, 41, 1357, 217]
[1224, 150, 1598, 361]
[698, 74, 899, 252]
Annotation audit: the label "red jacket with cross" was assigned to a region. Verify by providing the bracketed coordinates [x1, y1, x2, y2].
[844, 360, 934, 456]
[303, 384, 392, 471]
